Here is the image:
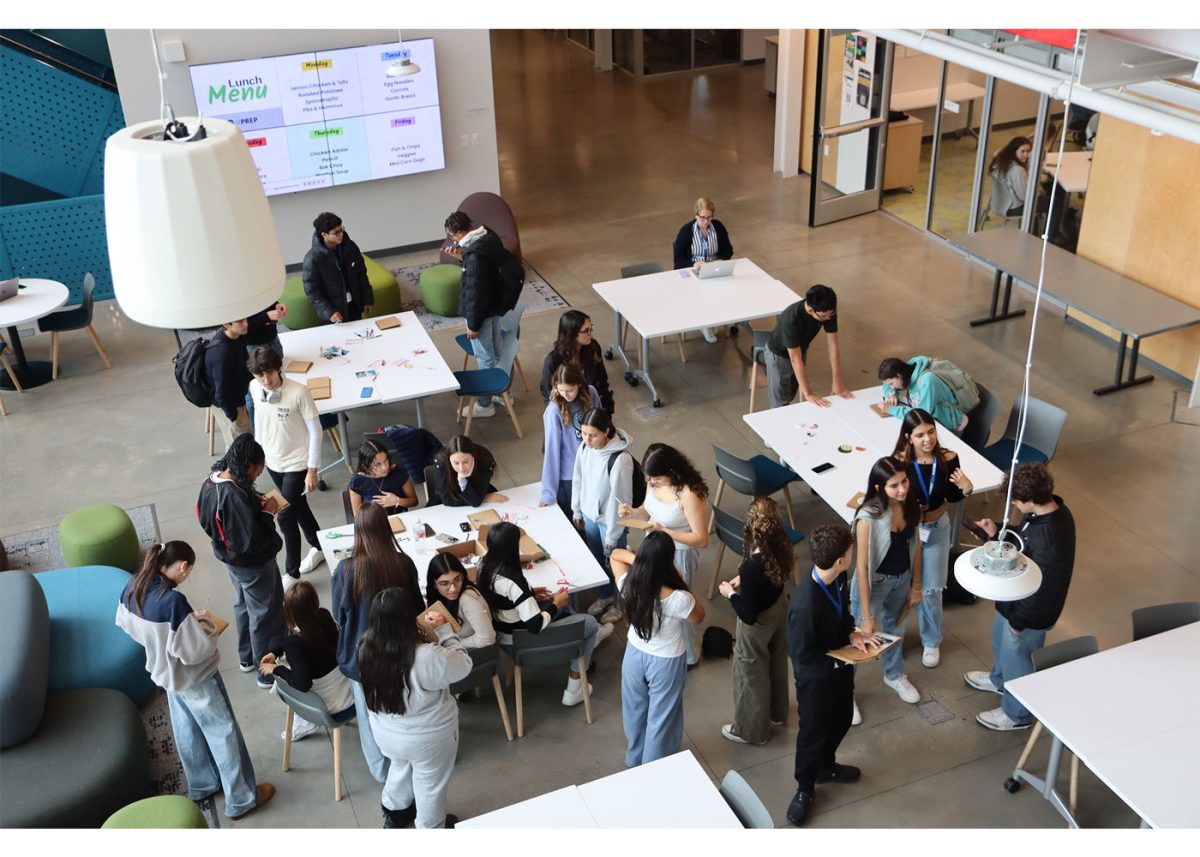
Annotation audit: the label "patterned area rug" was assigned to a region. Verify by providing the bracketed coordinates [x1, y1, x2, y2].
[1, 504, 161, 572]
[386, 259, 569, 333]
[142, 687, 188, 797]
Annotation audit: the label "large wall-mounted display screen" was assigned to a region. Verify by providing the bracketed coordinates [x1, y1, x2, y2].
[188, 39, 444, 196]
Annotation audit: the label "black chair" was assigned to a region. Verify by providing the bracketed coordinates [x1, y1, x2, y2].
[37, 273, 112, 379]
[708, 506, 803, 599]
[1131, 602, 1200, 641]
[423, 464, 442, 508]
[510, 622, 592, 737]
[448, 644, 513, 741]
[341, 489, 354, 525]
[708, 444, 800, 533]
[961, 382, 1002, 453]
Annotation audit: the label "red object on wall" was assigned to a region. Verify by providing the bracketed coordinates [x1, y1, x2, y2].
[1003, 29, 1079, 50]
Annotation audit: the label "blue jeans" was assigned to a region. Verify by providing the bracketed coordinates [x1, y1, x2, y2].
[850, 569, 911, 681]
[469, 316, 503, 407]
[918, 512, 952, 648]
[350, 677, 390, 784]
[222, 558, 286, 671]
[988, 613, 1047, 725]
[168, 672, 258, 817]
[622, 646, 687, 767]
[582, 516, 627, 599]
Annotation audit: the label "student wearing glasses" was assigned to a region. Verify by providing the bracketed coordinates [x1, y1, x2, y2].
[764, 284, 851, 409]
[424, 554, 496, 651]
[672, 195, 735, 343]
[539, 310, 615, 415]
[302, 212, 374, 324]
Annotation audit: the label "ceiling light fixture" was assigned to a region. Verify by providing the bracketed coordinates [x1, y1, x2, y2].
[386, 31, 421, 77]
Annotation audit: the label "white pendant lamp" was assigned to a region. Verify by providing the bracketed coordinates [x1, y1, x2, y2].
[954, 532, 1042, 602]
[386, 33, 420, 77]
[104, 116, 284, 329]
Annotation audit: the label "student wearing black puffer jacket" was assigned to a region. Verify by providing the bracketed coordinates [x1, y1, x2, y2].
[445, 211, 506, 417]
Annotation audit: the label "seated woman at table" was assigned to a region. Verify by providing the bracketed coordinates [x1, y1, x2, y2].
[540, 363, 602, 516]
[671, 195, 734, 343]
[850, 456, 924, 719]
[717, 496, 791, 745]
[891, 409, 973, 671]
[259, 580, 354, 742]
[349, 438, 419, 516]
[358, 587, 472, 829]
[617, 443, 709, 665]
[332, 503, 423, 790]
[987, 136, 1032, 220]
[611, 531, 704, 767]
[476, 522, 611, 706]
[427, 435, 508, 508]
[538, 310, 615, 415]
[424, 553, 496, 651]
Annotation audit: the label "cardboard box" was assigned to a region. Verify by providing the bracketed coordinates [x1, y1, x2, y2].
[307, 376, 332, 401]
[467, 509, 502, 528]
[388, 515, 406, 534]
[376, 315, 402, 330]
[435, 524, 546, 565]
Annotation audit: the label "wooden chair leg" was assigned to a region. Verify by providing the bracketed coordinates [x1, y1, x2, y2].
[464, 403, 475, 437]
[0, 390, 7, 416]
[327, 427, 342, 454]
[86, 325, 112, 369]
[748, 362, 758, 413]
[781, 483, 797, 529]
[282, 709, 294, 772]
[1014, 720, 1043, 772]
[1068, 751, 1079, 817]
[514, 356, 530, 393]
[579, 657, 594, 725]
[514, 665, 525, 738]
[333, 726, 343, 801]
[707, 479, 726, 533]
[492, 674, 514, 742]
[50, 331, 60, 380]
[208, 408, 217, 456]
[707, 542, 726, 600]
[462, 353, 470, 372]
[677, 334, 687, 364]
[503, 391, 523, 439]
[204, 405, 212, 434]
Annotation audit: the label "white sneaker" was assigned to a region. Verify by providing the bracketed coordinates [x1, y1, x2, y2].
[282, 719, 321, 741]
[281, 574, 299, 593]
[883, 674, 920, 704]
[562, 678, 594, 707]
[976, 707, 1032, 732]
[700, 327, 718, 344]
[964, 670, 1003, 695]
[299, 547, 325, 575]
[599, 606, 622, 625]
[471, 402, 496, 418]
[922, 646, 941, 668]
[594, 623, 615, 647]
[851, 698, 862, 726]
[587, 596, 614, 617]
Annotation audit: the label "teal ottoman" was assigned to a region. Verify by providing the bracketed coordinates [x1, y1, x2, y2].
[58, 503, 139, 572]
[35, 566, 155, 706]
[419, 264, 462, 317]
[103, 795, 208, 829]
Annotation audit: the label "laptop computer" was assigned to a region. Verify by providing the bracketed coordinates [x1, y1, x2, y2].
[0, 279, 19, 302]
[695, 260, 734, 280]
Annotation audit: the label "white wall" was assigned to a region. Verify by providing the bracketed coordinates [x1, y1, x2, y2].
[106, 29, 500, 265]
[741, 30, 778, 63]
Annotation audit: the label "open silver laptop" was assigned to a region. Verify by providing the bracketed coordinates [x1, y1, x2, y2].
[695, 260, 734, 279]
[0, 279, 19, 302]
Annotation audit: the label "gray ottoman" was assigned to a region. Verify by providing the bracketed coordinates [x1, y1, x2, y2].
[0, 571, 49, 748]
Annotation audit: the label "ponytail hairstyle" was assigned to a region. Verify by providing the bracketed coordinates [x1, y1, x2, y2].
[550, 363, 589, 428]
[861, 455, 920, 529]
[350, 502, 421, 612]
[618, 531, 688, 643]
[580, 407, 616, 441]
[283, 580, 339, 656]
[129, 541, 197, 616]
[641, 443, 708, 500]
[435, 435, 497, 503]
[743, 497, 793, 586]
[476, 521, 527, 610]
[357, 587, 421, 716]
[212, 433, 266, 498]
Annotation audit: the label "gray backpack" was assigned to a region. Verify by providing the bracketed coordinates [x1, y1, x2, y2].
[927, 358, 980, 413]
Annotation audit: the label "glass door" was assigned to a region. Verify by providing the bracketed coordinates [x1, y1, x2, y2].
[809, 31, 893, 227]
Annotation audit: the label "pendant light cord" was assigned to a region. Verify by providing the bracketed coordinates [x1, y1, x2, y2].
[150, 28, 168, 129]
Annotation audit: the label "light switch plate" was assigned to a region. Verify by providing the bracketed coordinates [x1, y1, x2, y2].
[160, 39, 187, 63]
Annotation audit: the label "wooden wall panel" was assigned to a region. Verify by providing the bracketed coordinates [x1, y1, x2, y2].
[801, 29, 819, 175]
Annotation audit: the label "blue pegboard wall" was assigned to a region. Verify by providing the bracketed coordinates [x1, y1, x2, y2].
[0, 195, 112, 304]
[80, 98, 125, 196]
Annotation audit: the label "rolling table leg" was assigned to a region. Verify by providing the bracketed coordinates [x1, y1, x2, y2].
[1093, 334, 1154, 396]
[636, 333, 662, 407]
[318, 412, 351, 479]
[970, 270, 1027, 327]
[605, 308, 633, 372]
[1010, 732, 1080, 828]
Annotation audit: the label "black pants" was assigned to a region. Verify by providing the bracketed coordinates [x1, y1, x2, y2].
[794, 666, 855, 790]
[267, 468, 322, 578]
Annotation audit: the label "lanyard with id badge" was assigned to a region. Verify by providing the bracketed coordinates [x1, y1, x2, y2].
[915, 458, 937, 544]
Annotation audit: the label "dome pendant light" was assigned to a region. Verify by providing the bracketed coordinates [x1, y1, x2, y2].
[386, 31, 421, 77]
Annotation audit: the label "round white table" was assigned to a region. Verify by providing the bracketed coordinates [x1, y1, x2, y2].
[0, 278, 69, 389]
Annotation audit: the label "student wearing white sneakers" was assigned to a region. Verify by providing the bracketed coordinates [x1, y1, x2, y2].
[247, 346, 326, 585]
[850, 456, 924, 714]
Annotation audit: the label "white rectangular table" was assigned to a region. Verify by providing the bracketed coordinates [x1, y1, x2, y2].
[317, 482, 610, 595]
[1005, 622, 1200, 828]
[592, 258, 797, 407]
[1042, 151, 1092, 194]
[743, 385, 1005, 524]
[459, 750, 742, 829]
[279, 311, 459, 477]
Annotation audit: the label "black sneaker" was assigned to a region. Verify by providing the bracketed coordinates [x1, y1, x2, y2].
[238, 662, 255, 673]
[256, 673, 274, 690]
[382, 803, 416, 829]
[815, 763, 861, 784]
[786, 790, 813, 826]
[444, 814, 458, 829]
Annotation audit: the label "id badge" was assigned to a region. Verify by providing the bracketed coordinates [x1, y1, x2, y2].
[918, 523, 932, 544]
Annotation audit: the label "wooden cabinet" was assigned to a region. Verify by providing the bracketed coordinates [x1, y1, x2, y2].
[884, 116, 923, 191]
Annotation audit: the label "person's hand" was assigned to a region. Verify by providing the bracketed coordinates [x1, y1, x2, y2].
[330, 311, 344, 323]
[363, 304, 373, 317]
[849, 630, 879, 653]
[907, 587, 922, 608]
[728, 575, 740, 589]
[304, 468, 318, 495]
[261, 495, 281, 514]
[194, 608, 214, 624]
[804, 391, 831, 408]
[976, 518, 998, 539]
[884, 393, 898, 407]
[373, 492, 401, 507]
[533, 587, 552, 601]
[538, 500, 550, 507]
[267, 302, 287, 322]
[718, 581, 735, 599]
[466, 328, 479, 340]
[644, 521, 664, 534]
[949, 468, 974, 494]
[573, 518, 584, 530]
[617, 502, 633, 519]
[832, 384, 854, 400]
[259, 652, 277, 674]
[425, 611, 447, 629]
[552, 588, 570, 609]
[859, 615, 876, 637]
[692, 261, 702, 271]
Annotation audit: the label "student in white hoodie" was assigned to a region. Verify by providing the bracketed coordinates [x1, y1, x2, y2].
[115, 541, 274, 819]
[570, 407, 634, 621]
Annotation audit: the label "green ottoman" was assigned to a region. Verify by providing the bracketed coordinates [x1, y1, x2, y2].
[103, 795, 208, 829]
[58, 504, 139, 572]
[419, 264, 462, 317]
[280, 274, 322, 331]
[362, 254, 402, 319]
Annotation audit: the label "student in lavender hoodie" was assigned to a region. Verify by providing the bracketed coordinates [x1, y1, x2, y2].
[539, 363, 601, 517]
[571, 408, 634, 617]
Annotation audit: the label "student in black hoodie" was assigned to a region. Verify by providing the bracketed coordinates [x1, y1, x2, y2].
[964, 463, 1076, 732]
[445, 210, 506, 418]
[205, 318, 253, 451]
[427, 435, 508, 508]
[196, 434, 286, 688]
[302, 212, 374, 324]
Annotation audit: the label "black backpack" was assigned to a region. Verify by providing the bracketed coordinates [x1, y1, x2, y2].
[702, 626, 734, 659]
[174, 337, 215, 407]
[606, 449, 647, 508]
[495, 247, 525, 314]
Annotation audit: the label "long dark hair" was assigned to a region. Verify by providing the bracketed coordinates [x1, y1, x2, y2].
[212, 433, 265, 497]
[350, 503, 420, 610]
[355, 438, 390, 476]
[476, 521, 527, 609]
[552, 310, 601, 366]
[642, 443, 708, 500]
[357, 588, 421, 716]
[861, 456, 920, 529]
[892, 408, 951, 466]
[435, 435, 496, 503]
[619, 532, 688, 643]
[284, 580, 339, 655]
[743, 497, 793, 586]
[425, 552, 481, 622]
[128, 541, 196, 616]
[990, 136, 1032, 175]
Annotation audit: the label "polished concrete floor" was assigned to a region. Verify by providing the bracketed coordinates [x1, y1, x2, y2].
[2, 30, 1197, 831]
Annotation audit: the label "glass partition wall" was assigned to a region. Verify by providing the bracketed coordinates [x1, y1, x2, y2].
[612, 30, 742, 77]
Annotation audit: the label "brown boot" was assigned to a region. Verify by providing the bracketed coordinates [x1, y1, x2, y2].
[230, 783, 276, 819]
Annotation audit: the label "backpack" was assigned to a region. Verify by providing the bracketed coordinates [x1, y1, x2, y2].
[495, 247, 525, 314]
[927, 358, 980, 413]
[702, 626, 734, 659]
[605, 449, 647, 509]
[174, 337, 215, 407]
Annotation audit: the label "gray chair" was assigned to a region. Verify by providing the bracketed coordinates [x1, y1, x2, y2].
[708, 444, 800, 534]
[37, 273, 112, 379]
[1131, 601, 1200, 641]
[747, 328, 772, 413]
[274, 675, 357, 802]
[982, 395, 1068, 468]
[719, 770, 773, 829]
[341, 489, 354, 525]
[620, 262, 685, 363]
[510, 622, 592, 737]
[708, 506, 804, 599]
[1004, 635, 1099, 816]
[448, 644, 514, 742]
[961, 382, 1002, 453]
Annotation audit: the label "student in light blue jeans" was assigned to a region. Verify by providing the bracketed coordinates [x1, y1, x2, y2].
[988, 613, 1047, 724]
[917, 512, 952, 651]
[469, 315, 503, 408]
[850, 570, 910, 682]
[170, 673, 260, 815]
